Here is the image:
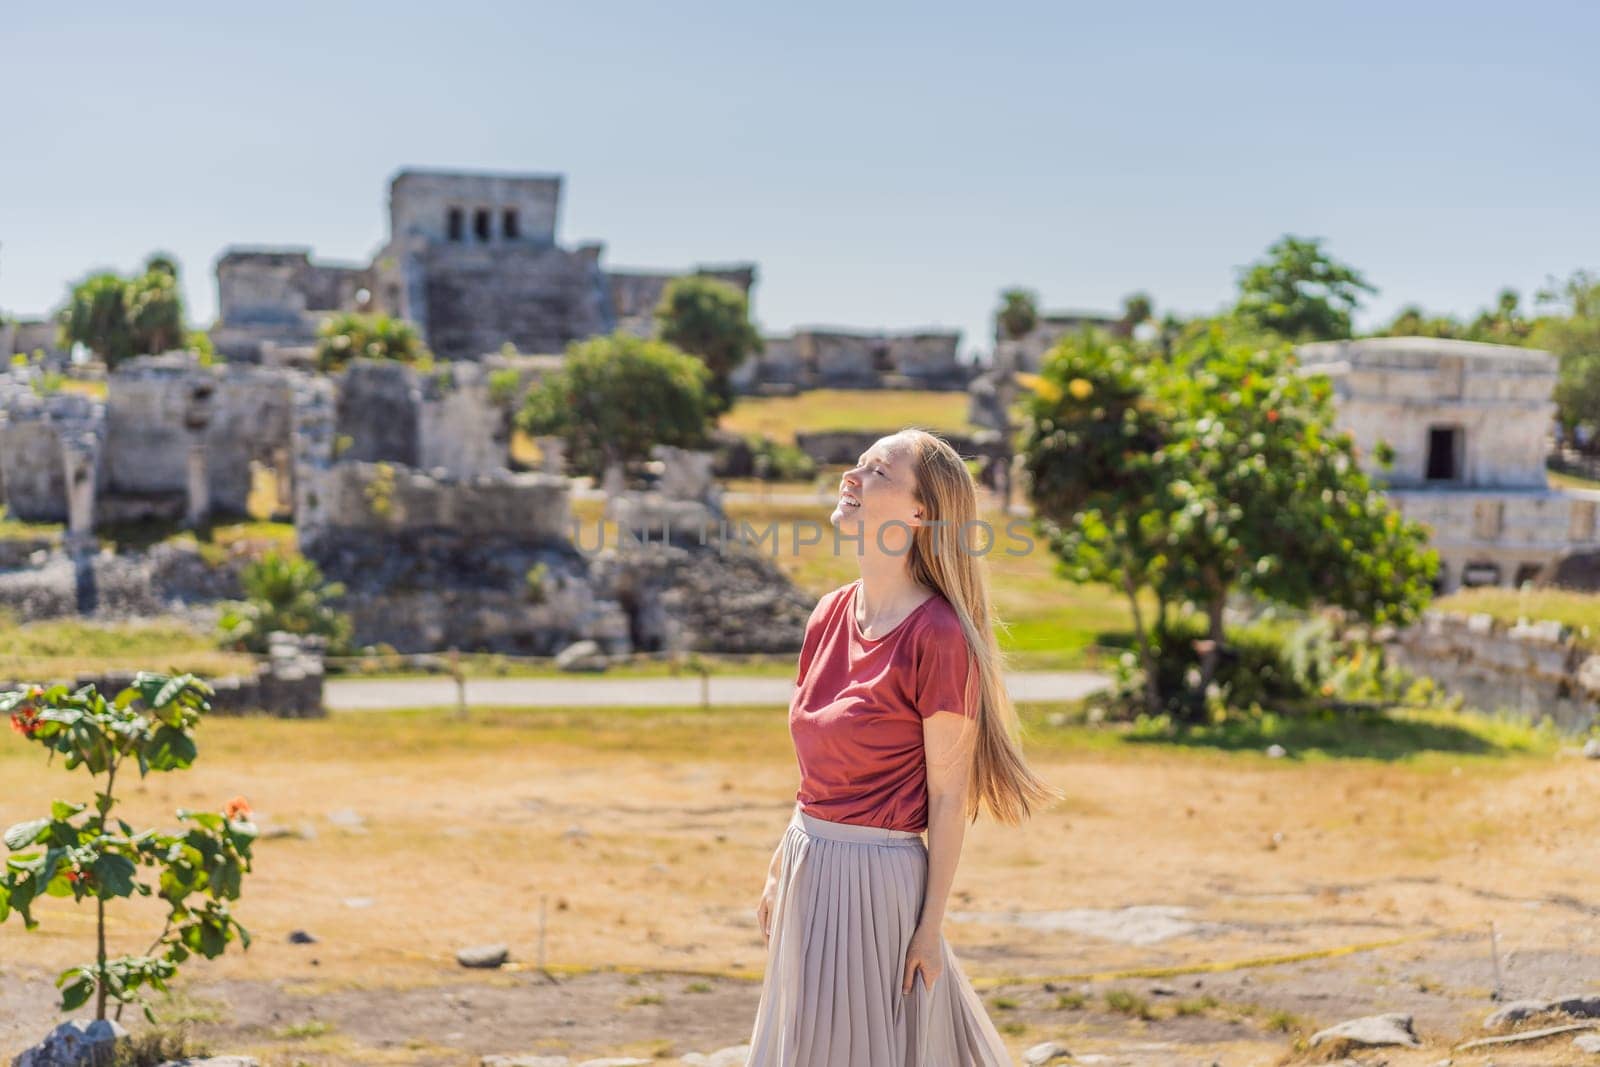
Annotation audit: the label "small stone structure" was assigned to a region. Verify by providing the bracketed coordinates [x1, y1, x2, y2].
[1387, 610, 1600, 734]
[0, 318, 72, 366]
[733, 328, 972, 393]
[1298, 337, 1600, 593]
[210, 168, 756, 362]
[995, 311, 1131, 374]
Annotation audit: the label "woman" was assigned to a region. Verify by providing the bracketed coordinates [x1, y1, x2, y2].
[747, 428, 1059, 1065]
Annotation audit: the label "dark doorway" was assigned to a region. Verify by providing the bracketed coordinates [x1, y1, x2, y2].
[1426, 426, 1461, 481]
[447, 208, 464, 242]
[473, 209, 491, 242]
[503, 209, 520, 240]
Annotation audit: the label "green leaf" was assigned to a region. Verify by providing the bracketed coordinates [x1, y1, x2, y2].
[91, 853, 138, 897]
[57, 969, 95, 1012]
[51, 800, 86, 821]
[177, 809, 225, 832]
[144, 725, 197, 771]
[4, 818, 49, 851]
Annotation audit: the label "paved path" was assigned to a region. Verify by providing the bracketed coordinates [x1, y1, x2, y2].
[324, 670, 1106, 711]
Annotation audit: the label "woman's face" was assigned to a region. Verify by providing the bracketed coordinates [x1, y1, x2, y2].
[832, 435, 924, 548]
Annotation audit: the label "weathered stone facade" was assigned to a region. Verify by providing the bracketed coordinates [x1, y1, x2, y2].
[1388, 610, 1599, 734]
[0, 348, 812, 659]
[0, 319, 71, 366]
[733, 328, 972, 393]
[210, 169, 756, 362]
[1297, 337, 1597, 593]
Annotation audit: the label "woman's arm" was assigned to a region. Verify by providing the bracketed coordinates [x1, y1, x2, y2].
[921, 717, 973, 929]
[901, 712, 977, 994]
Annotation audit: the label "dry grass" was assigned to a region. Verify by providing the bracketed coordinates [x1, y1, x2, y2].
[0, 614, 259, 682]
[0, 700, 1586, 991]
[717, 388, 975, 445]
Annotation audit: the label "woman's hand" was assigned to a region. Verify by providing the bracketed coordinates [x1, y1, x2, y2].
[756, 872, 779, 944]
[901, 921, 943, 995]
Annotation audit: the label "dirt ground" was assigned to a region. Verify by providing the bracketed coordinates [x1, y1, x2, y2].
[2, 704, 1598, 1066]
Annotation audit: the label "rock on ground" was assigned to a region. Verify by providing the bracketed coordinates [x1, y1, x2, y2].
[1485, 993, 1600, 1029]
[457, 943, 511, 968]
[1024, 1041, 1073, 1065]
[1309, 1012, 1422, 1049]
[12, 1019, 127, 1067]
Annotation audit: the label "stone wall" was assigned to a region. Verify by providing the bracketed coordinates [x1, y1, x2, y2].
[1388, 610, 1600, 734]
[214, 248, 367, 362]
[2, 320, 70, 365]
[0, 633, 325, 719]
[301, 462, 571, 542]
[740, 328, 969, 392]
[410, 243, 613, 359]
[105, 355, 294, 516]
[793, 428, 998, 466]
[609, 265, 757, 339]
[334, 361, 421, 466]
[1388, 487, 1600, 592]
[0, 393, 75, 520]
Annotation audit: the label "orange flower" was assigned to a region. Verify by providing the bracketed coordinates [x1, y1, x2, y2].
[1266, 410, 1280, 423]
[223, 795, 252, 820]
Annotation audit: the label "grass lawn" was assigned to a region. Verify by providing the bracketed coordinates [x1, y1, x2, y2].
[718, 388, 977, 445]
[1434, 585, 1600, 646]
[0, 614, 259, 681]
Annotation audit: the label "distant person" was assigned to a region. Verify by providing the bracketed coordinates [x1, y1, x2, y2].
[747, 428, 1058, 1064]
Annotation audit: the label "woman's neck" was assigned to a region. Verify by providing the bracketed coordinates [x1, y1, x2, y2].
[855, 561, 931, 627]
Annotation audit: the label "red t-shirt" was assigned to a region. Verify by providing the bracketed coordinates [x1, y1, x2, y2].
[788, 579, 979, 833]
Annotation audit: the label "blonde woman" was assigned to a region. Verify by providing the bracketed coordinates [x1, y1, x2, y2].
[747, 428, 1059, 1065]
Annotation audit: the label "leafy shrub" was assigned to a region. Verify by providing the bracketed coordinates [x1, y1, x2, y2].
[217, 551, 351, 655]
[1, 674, 254, 1023]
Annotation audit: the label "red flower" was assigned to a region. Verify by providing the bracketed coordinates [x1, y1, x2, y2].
[223, 795, 252, 821]
[1266, 410, 1280, 423]
[9, 705, 39, 737]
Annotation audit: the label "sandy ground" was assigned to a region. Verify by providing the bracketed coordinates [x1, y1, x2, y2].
[1, 704, 1598, 1065]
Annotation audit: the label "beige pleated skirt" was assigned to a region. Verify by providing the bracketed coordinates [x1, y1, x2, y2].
[746, 807, 1013, 1066]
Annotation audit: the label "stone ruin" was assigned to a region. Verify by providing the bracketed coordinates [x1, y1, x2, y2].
[0, 349, 811, 665]
[993, 310, 1132, 375]
[210, 168, 758, 364]
[1298, 336, 1600, 593]
[734, 328, 974, 394]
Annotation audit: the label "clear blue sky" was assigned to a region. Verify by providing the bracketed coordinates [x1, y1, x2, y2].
[3, 1, 1597, 358]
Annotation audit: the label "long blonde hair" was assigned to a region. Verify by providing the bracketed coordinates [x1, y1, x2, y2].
[896, 427, 1062, 825]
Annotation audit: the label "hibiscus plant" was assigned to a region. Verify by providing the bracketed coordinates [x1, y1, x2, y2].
[0, 673, 255, 1023]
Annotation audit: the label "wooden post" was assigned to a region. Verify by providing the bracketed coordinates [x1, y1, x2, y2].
[449, 647, 465, 721]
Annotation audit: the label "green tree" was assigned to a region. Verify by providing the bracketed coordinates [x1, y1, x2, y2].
[1022, 326, 1436, 718]
[314, 312, 428, 373]
[996, 287, 1039, 341]
[217, 551, 352, 655]
[518, 332, 713, 479]
[1381, 304, 1464, 339]
[1531, 271, 1600, 443]
[57, 254, 188, 366]
[1234, 235, 1376, 341]
[1120, 291, 1154, 332]
[653, 275, 762, 418]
